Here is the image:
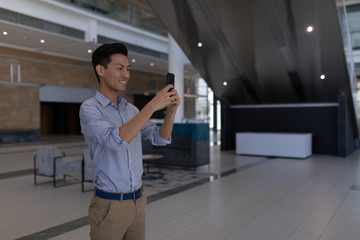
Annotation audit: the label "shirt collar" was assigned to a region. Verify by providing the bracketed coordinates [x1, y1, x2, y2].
[95, 91, 127, 107]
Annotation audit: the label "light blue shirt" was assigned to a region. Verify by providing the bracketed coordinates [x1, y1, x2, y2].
[79, 91, 170, 193]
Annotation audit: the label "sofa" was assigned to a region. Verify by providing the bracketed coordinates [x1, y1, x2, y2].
[142, 123, 210, 170]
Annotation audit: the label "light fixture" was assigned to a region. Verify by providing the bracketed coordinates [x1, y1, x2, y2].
[150, 62, 154, 67]
[198, 42, 203, 47]
[3, 31, 8, 36]
[306, 26, 314, 33]
[87, 49, 92, 54]
[320, 74, 325, 80]
[223, 81, 228, 86]
[132, 59, 136, 63]
[40, 39, 45, 43]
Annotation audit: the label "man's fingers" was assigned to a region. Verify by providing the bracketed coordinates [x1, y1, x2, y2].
[164, 84, 173, 92]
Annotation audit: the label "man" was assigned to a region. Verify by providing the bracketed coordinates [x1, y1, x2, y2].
[79, 43, 180, 240]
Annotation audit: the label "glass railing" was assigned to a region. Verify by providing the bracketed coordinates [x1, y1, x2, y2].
[337, 0, 360, 135]
[346, 3, 360, 49]
[57, 0, 167, 36]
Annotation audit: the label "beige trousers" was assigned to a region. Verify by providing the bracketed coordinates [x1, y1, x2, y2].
[88, 194, 147, 240]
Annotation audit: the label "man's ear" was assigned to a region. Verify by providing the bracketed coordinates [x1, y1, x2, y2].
[96, 64, 104, 77]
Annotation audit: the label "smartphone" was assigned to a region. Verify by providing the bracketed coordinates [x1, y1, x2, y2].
[166, 72, 175, 91]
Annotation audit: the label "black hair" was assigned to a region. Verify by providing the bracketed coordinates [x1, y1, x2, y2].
[91, 43, 128, 83]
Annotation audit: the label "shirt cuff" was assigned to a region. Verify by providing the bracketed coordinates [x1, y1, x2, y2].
[154, 127, 171, 145]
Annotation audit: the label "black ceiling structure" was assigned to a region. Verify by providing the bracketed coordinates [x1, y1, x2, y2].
[147, 0, 351, 105]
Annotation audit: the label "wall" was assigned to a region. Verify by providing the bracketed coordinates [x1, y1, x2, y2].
[0, 83, 39, 128]
[0, 46, 96, 88]
[0, 45, 165, 143]
[221, 103, 340, 155]
[0, 84, 40, 143]
[338, 94, 358, 156]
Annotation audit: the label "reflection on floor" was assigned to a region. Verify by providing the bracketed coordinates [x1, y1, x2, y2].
[143, 167, 213, 196]
[1, 137, 360, 240]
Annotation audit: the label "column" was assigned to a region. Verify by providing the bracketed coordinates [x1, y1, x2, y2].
[168, 33, 184, 122]
[85, 19, 97, 43]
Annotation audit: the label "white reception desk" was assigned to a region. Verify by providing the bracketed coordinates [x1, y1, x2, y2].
[236, 132, 312, 158]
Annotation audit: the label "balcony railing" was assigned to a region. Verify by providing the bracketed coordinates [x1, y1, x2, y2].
[58, 0, 167, 36]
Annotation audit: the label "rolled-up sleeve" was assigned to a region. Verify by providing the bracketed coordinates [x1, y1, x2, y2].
[80, 101, 129, 152]
[141, 120, 171, 146]
[152, 126, 171, 146]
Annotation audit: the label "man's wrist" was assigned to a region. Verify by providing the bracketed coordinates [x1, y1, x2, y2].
[144, 101, 156, 115]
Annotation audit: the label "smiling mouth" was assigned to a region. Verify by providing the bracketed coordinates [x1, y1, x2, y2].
[119, 81, 127, 84]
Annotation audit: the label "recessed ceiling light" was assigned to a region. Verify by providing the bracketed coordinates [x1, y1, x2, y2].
[3, 31, 8, 36]
[320, 74, 325, 79]
[132, 59, 136, 63]
[40, 39, 45, 43]
[150, 62, 154, 66]
[306, 26, 314, 33]
[223, 81, 228, 86]
[198, 42, 203, 47]
[87, 49, 92, 53]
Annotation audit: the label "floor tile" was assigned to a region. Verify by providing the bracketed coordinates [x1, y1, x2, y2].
[244, 206, 310, 235]
[289, 232, 321, 240]
[296, 209, 336, 235]
[224, 227, 289, 240]
[322, 211, 360, 240]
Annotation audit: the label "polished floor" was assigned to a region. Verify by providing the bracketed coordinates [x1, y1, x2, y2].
[1, 136, 360, 240]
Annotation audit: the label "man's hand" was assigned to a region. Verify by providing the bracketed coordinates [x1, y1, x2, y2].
[148, 85, 176, 112]
[166, 88, 180, 114]
[158, 85, 180, 140]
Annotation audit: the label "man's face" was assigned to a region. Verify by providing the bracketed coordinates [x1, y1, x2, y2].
[99, 53, 130, 92]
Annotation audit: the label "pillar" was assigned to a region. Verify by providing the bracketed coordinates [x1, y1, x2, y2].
[85, 19, 97, 43]
[168, 33, 185, 122]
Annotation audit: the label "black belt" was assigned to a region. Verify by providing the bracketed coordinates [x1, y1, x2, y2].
[95, 188, 143, 201]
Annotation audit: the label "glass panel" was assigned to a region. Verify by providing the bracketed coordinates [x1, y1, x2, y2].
[337, 0, 359, 132]
[57, 0, 167, 36]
